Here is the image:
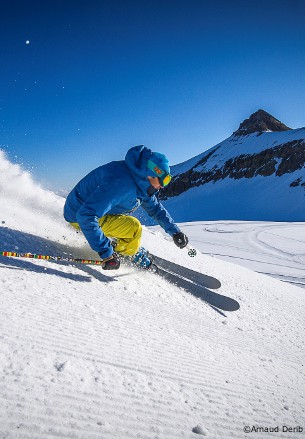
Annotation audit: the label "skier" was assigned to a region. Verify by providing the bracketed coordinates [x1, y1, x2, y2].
[64, 145, 188, 270]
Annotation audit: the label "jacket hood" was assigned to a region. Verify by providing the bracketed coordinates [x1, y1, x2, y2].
[124, 145, 154, 196]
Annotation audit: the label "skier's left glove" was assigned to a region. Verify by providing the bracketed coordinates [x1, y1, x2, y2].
[173, 232, 188, 249]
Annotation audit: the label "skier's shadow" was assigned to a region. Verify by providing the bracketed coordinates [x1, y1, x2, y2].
[0, 256, 93, 282]
[0, 227, 116, 283]
[157, 270, 240, 316]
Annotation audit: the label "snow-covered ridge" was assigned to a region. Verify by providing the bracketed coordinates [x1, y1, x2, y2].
[172, 128, 305, 176]
[156, 115, 305, 223]
[199, 128, 305, 169]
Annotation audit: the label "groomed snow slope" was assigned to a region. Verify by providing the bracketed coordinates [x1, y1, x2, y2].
[0, 152, 304, 438]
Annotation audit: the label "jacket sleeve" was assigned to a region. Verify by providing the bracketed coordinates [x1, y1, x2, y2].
[141, 195, 180, 236]
[75, 186, 121, 259]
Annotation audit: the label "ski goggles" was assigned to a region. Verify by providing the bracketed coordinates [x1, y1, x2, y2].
[147, 160, 172, 187]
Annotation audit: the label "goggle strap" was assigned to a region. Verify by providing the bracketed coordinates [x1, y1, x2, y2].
[147, 160, 165, 177]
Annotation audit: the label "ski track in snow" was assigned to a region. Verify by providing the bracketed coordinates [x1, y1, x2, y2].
[155, 221, 305, 289]
[0, 152, 305, 438]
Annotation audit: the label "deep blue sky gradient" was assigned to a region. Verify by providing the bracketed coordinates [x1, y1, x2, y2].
[1, 0, 305, 191]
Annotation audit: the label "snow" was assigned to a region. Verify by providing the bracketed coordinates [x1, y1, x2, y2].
[172, 128, 305, 175]
[160, 172, 305, 222]
[164, 128, 305, 223]
[150, 221, 305, 289]
[192, 129, 305, 172]
[1, 151, 305, 438]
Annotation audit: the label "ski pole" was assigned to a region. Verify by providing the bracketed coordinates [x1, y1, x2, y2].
[0, 251, 104, 266]
[1, 248, 197, 264]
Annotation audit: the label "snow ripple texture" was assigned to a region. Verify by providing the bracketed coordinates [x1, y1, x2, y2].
[0, 151, 305, 438]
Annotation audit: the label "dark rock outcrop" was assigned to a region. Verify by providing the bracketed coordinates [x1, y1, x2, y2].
[233, 109, 291, 136]
[161, 139, 305, 200]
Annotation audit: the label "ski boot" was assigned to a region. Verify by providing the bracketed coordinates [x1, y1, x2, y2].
[109, 239, 151, 268]
[131, 247, 154, 269]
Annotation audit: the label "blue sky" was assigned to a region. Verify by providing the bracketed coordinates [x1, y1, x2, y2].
[1, 0, 305, 191]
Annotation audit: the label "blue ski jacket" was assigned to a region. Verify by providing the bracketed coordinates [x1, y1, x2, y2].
[64, 145, 180, 258]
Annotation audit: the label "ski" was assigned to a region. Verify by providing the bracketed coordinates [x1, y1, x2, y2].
[152, 255, 221, 290]
[118, 246, 221, 290]
[119, 252, 221, 290]
[120, 255, 239, 312]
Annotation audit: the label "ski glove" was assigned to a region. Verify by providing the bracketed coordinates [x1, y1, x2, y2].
[100, 253, 121, 270]
[173, 232, 188, 249]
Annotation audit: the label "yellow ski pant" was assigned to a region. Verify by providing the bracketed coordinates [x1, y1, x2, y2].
[70, 214, 142, 256]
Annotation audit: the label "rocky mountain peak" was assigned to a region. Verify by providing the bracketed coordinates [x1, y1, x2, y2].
[233, 109, 292, 136]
